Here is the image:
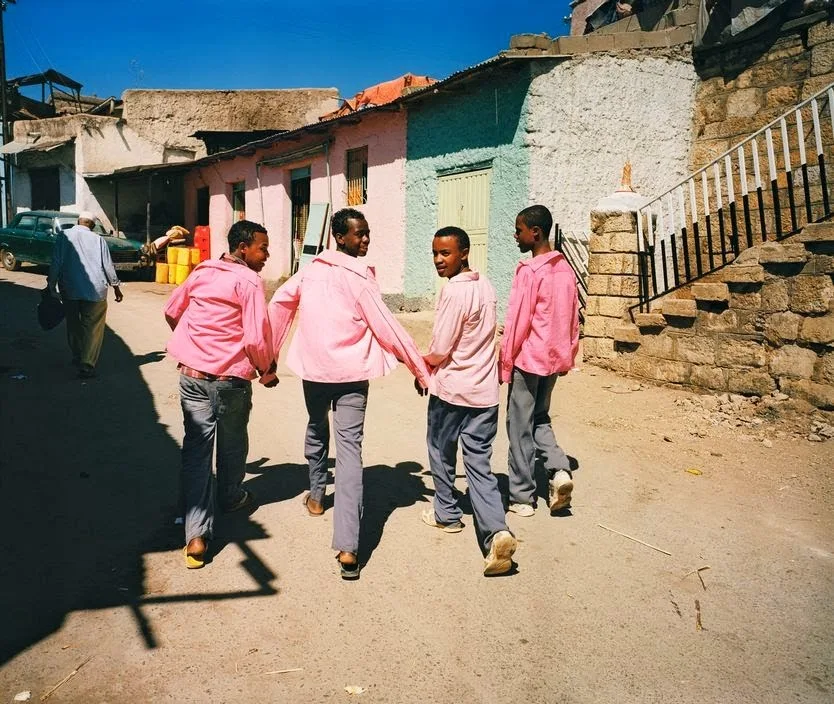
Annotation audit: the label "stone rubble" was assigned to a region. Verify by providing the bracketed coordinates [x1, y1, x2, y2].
[672, 391, 834, 443]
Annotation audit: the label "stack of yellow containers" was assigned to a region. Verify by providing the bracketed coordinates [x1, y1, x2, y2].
[155, 247, 203, 285]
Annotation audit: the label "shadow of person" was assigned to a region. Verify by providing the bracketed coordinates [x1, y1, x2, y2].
[0, 278, 182, 662]
[0, 277, 278, 664]
[358, 461, 431, 567]
[241, 458, 336, 512]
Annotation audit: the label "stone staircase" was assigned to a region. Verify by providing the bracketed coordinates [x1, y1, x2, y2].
[606, 221, 834, 409]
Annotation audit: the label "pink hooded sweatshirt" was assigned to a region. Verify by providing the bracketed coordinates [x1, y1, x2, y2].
[164, 258, 273, 380]
[269, 249, 429, 386]
[499, 250, 580, 383]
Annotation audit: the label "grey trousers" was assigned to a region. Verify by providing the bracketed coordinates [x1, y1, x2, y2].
[507, 368, 570, 506]
[180, 374, 252, 543]
[303, 379, 369, 554]
[427, 395, 509, 552]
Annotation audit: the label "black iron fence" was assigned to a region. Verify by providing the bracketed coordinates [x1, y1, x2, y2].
[636, 80, 834, 311]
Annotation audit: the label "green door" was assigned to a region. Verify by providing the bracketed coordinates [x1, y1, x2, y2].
[436, 168, 492, 293]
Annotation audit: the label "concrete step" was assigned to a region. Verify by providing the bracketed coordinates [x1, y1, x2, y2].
[660, 298, 698, 318]
[797, 221, 834, 244]
[633, 312, 667, 330]
[758, 242, 809, 265]
[691, 283, 730, 303]
[613, 323, 641, 345]
[722, 265, 765, 284]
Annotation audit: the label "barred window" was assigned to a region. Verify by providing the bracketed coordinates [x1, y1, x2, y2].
[346, 146, 368, 206]
[231, 181, 246, 222]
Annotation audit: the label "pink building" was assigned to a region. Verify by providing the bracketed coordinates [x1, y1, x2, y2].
[181, 107, 408, 297]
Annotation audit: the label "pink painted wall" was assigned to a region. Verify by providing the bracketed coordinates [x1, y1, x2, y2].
[183, 110, 407, 294]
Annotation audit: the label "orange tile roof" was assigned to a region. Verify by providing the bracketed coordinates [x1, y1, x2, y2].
[320, 73, 436, 120]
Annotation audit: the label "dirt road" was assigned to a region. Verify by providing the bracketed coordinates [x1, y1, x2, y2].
[1, 268, 832, 703]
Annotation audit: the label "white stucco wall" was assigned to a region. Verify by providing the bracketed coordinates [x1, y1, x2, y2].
[526, 52, 698, 238]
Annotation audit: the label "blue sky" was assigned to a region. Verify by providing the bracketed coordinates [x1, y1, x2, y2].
[4, 0, 573, 100]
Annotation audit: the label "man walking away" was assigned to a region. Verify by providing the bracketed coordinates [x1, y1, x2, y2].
[48, 211, 123, 379]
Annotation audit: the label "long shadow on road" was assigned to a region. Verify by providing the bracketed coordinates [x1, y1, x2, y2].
[0, 278, 277, 665]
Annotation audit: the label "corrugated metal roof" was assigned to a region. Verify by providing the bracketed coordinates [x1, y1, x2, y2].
[0, 137, 75, 155]
[87, 53, 565, 180]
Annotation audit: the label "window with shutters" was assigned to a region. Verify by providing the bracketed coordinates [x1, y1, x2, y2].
[346, 146, 368, 206]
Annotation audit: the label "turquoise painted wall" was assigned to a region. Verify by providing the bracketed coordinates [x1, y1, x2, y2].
[404, 63, 533, 314]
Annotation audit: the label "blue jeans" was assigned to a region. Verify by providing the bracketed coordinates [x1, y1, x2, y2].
[426, 395, 509, 552]
[179, 374, 252, 543]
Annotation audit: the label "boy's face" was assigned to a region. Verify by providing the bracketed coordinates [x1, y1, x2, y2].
[238, 231, 270, 272]
[336, 217, 370, 257]
[514, 215, 539, 253]
[432, 235, 468, 279]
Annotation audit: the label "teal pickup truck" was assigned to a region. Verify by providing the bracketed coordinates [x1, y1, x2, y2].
[0, 210, 154, 272]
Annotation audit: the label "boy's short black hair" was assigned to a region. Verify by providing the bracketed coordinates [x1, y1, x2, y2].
[332, 208, 366, 236]
[518, 205, 553, 236]
[434, 225, 470, 252]
[228, 220, 267, 251]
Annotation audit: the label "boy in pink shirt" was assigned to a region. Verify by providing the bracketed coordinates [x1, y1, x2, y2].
[164, 220, 276, 569]
[500, 205, 579, 517]
[420, 226, 517, 576]
[269, 208, 430, 579]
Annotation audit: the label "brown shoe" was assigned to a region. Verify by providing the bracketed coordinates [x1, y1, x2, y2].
[303, 492, 324, 516]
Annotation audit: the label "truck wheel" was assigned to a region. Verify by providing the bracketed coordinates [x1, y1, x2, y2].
[1, 249, 21, 271]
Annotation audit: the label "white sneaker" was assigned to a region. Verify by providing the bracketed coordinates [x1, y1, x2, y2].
[549, 470, 573, 513]
[508, 502, 535, 517]
[420, 507, 464, 533]
[484, 531, 517, 576]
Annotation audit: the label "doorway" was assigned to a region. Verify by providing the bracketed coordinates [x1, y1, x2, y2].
[30, 167, 60, 211]
[436, 167, 491, 292]
[290, 166, 311, 272]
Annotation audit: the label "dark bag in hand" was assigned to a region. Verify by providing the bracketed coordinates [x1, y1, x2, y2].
[37, 287, 65, 330]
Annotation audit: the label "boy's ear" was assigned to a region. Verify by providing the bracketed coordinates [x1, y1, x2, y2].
[532, 226, 543, 241]
[461, 246, 470, 260]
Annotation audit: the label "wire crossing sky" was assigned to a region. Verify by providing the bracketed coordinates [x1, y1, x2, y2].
[4, 1, 573, 100]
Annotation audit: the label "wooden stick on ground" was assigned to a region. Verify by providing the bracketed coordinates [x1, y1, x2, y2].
[263, 668, 303, 675]
[40, 656, 92, 702]
[597, 524, 672, 556]
[683, 565, 710, 590]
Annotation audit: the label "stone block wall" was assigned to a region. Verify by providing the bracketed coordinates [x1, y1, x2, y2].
[584, 215, 834, 409]
[583, 209, 643, 361]
[692, 11, 834, 170]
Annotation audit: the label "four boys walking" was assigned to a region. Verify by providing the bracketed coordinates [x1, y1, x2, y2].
[166, 204, 579, 579]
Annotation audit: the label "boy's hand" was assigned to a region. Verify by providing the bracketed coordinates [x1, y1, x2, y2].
[114, 286, 124, 303]
[414, 377, 428, 397]
[259, 372, 279, 388]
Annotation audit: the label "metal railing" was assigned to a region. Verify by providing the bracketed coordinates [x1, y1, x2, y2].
[636, 80, 834, 311]
[555, 224, 588, 321]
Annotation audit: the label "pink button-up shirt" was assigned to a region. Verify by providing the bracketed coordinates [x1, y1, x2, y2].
[164, 258, 273, 380]
[499, 250, 579, 383]
[425, 271, 499, 408]
[269, 249, 430, 386]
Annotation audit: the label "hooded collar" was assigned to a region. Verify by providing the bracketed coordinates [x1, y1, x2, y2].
[315, 248, 375, 279]
[520, 249, 564, 272]
[448, 270, 480, 283]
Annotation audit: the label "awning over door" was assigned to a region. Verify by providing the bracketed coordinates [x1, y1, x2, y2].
[0, 137, 74, 155]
